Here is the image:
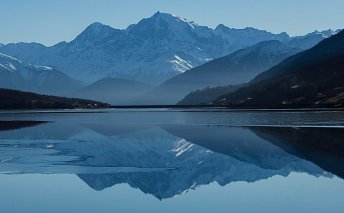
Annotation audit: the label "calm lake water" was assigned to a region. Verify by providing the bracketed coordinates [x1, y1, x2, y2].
[0, 109, 344, 212]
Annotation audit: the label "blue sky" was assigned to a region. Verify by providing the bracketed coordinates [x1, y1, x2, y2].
[0, 0, 343, 46]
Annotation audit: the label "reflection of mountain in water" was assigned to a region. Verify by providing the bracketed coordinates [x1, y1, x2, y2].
[0, 121, 339, 199]
[0, 120, 47, 131]
[250, 127, 344, 179]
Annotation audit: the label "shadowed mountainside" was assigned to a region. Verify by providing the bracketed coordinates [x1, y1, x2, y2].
[215, 30, 344, 108]
[131, 40, 302, 104]
[0, 88, 109, 109]
[72, 77, 153, 105]
[250, 127, 344, 179]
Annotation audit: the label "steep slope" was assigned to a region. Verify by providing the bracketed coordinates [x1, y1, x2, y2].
[178, 85, 242, 105]
[0, 88, 108, 109]
[133, 40, 302, 104]
[0, 53, 82, 96]
[72, 77, 153, 105]
[215, 30, 344, 108]
[0, 12, 326, 85]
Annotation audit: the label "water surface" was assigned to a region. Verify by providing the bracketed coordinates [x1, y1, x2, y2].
[0, 109, 343, 212]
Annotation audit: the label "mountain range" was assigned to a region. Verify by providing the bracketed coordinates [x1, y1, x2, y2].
[0, 12, 339, 86]
[0, 12, 341, 106]
[132, 40, 303, 104]
[215, 29, 344, 108]
[0, 53, 82, 96]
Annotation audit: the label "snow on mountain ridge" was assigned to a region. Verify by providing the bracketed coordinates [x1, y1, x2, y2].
[170, 55, 193, 72]
[0, 12, 339, 84]
[0, 52, 23, 63]
[151, 11, 192, 25]
[214, 24, 290, 48]
[298, 29, 340, 38]
[0, 53, 54, 74]
[0, 52, 82, 95]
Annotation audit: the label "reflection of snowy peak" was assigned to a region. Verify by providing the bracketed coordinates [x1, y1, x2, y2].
[0, 53, 82, 95]
[0, 122, 326, 199]
[0, 12, 338, 84]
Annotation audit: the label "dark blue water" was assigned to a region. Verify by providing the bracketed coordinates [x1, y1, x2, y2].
[0, 109, 343, 212]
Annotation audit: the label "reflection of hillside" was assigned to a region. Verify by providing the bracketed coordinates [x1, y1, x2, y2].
[0, 120, 47, 131]
[0, 121, 331, 199]
[250, 127, 344, 179]
[76, 124, 327, 199]
[162, 125, 301, 170]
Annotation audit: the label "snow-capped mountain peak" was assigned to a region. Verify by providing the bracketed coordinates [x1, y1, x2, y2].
[0, 52, 82, 95]
[127, 11, 200, 39]
[150, 11, 199, 30]
[0, 12, 336, 84]
[151, 11, 189, 23]
[320, 29, 339, 38]
[305, 29, 340, 38]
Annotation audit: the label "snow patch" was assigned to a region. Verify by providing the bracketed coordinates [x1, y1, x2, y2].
[7, 63, 16, 71]
[170, 55, 193, 73]
[0, 64, 7, 70]
[0, 63, 16, 72]
[172, 139, 194, 157]
[45, 144, 54, 149]
[0, 53, 23, 63]
[34, 65, 53, 71]
[0, 158, 13, 163]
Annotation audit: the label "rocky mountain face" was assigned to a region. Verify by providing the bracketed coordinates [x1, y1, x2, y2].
[0, 12, 337, 85]
[131, 40, 302, 104]
[289, 29, 341, 50]
[0, 53, 82, 95]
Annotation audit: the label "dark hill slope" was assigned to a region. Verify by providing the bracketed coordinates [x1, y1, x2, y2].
[133, 40, 301, 104]
[215, 30, 344, 108]
[0, 88, 108, 109]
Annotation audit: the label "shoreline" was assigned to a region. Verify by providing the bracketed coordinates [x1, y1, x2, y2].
[110, 105, 344, 112]
[0, 106, 343, 114]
